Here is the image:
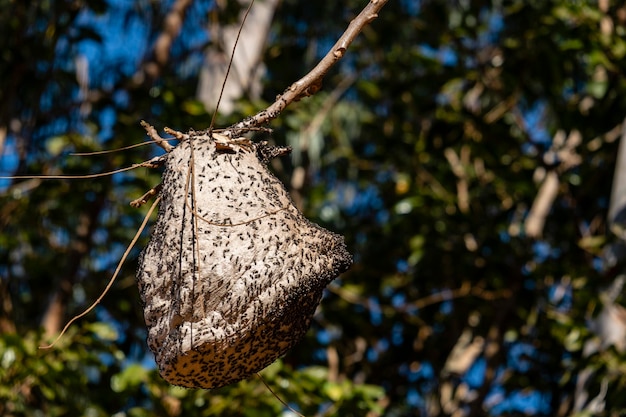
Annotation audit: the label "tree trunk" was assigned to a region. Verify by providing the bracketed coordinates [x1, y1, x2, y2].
[197, 0, 279, 115]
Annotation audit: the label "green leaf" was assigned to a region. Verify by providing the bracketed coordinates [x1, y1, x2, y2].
[46, 135, 69, 156]
[182, 99, 208, 116]
[86, 322, 119, 342]
[111, 364, 149, 392]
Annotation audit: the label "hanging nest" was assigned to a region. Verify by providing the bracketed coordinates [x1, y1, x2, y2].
[136, 131, 351, 389]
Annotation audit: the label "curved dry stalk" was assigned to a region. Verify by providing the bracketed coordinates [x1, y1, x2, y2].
[39, 197, 161, 349]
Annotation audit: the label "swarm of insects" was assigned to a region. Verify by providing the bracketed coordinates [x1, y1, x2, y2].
[136, 130, 352, 389]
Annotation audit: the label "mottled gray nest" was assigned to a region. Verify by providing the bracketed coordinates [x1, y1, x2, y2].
[137, 132, 351, 389]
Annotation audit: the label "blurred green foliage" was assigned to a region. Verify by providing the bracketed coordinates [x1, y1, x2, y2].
[1, 0, 626, 416]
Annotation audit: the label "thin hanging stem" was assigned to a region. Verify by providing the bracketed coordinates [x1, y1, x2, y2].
[256, 372, 306, 417]
[39, 197, 161, 349]
[208, 0, 256, 131]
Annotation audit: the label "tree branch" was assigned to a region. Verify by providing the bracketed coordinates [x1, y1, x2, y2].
[139, 0, 193, 81]
[525, 129, 582, 238]
[228, 0, 389, 133]
[154, 0, 193, 66]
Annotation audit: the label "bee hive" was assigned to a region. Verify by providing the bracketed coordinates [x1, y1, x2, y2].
[136, 132, 351, 389]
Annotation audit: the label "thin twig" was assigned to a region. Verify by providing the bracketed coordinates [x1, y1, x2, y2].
[141, 120, 174, 152]
[328, 281, 512, 315]
[229, 0, 389, 133]
[130, 183, 163, 208]
[256, 372, 306, 417]
[0, 158, 164, 181]
[70, 141, 154, 156]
